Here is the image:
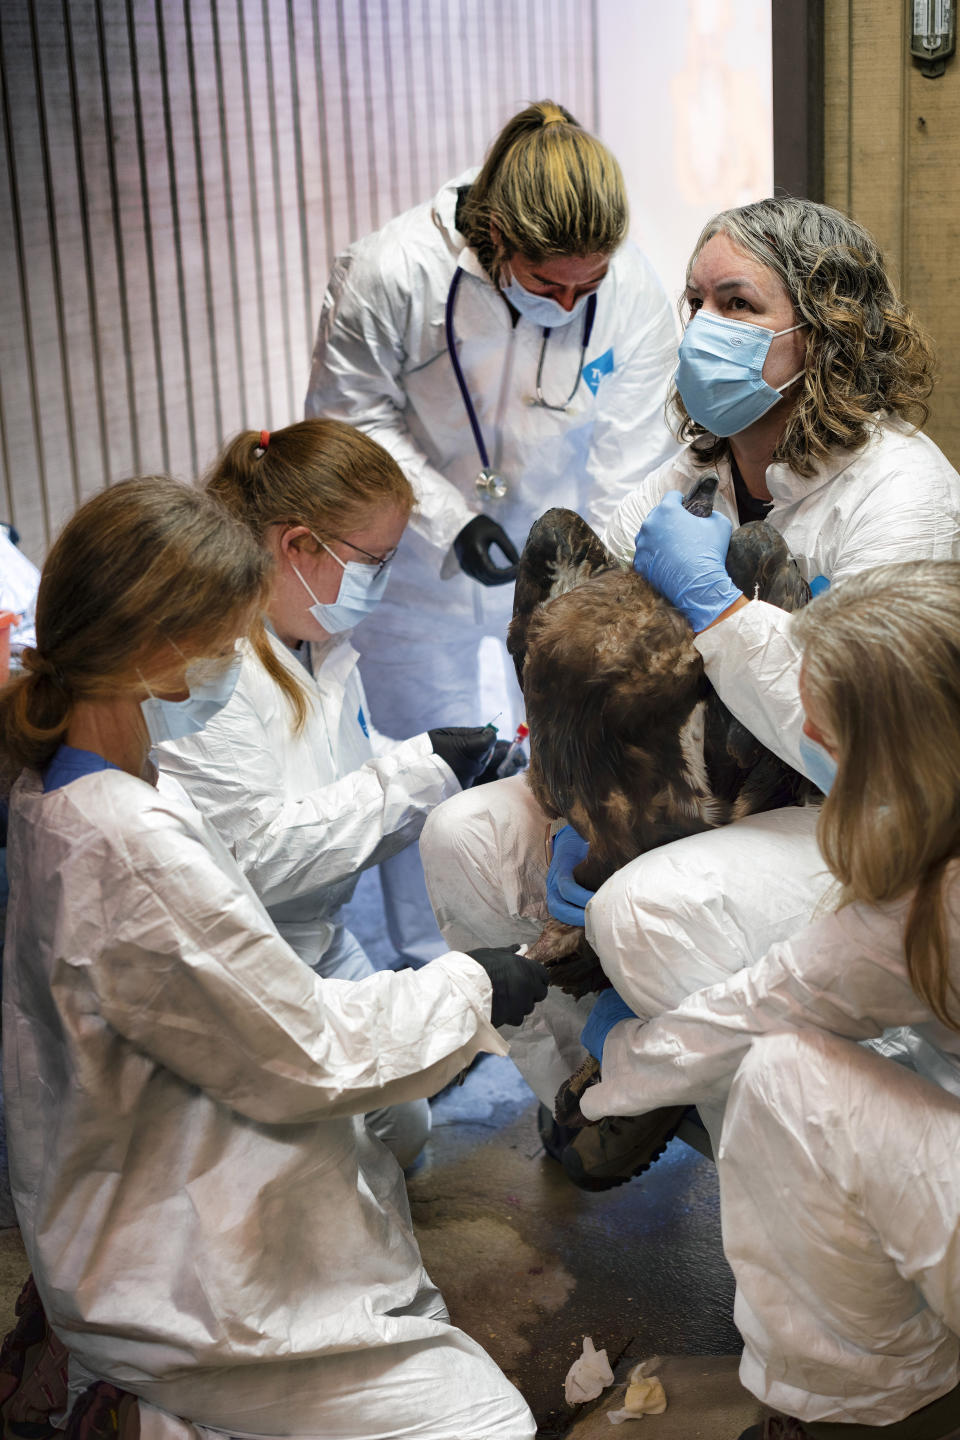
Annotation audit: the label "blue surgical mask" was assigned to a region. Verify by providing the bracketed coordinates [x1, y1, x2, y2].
[140, 651, 242, 746]
[798, 732, 837, 796]
[292, 541, 391, 635]
[675, 311, 806, 437]
[500, 273, 590, 329]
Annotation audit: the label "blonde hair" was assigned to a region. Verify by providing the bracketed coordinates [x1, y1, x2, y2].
[672, 197, 936, 475]
[459, 100, 628, 283]
[0, 477, 269, 784]
[793, 561, 960, 1029]
[205, 419, 413, 730]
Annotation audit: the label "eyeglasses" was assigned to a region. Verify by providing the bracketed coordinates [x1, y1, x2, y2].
[324, 534, 398, 577]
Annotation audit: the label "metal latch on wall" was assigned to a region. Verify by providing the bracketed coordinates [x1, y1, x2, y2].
[910, 0, 956, 77]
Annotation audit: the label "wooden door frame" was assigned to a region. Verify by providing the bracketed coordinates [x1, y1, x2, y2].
[772, 0, 825, 201]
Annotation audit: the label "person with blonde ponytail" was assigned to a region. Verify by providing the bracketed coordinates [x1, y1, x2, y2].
[155, 419, 519, 1168]
[0, 475, 542, 1439]
[306, 99, 679, 969]
[563, 561, 960, 1439]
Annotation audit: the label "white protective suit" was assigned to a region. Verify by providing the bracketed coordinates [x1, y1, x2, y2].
[419, 418, 960, 1106]
[3, 767, 536, 1440]
[157, 630, 463, 1165]
[305, 169, 680, 965]
[582, 875, 960, 1425]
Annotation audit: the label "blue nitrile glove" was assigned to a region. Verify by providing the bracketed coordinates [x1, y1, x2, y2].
[581, 988, 638, 1062]
[546, 824, 595, 927]
[633, 490, 742, 632]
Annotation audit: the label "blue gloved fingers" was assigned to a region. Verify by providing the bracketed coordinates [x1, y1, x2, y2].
[546, 825, 595, 926]
[554, 870, 596, 907]
[580, 988, 638, 1063]
[632, 490, 741, 632]
[547, 893, 591, 927]
[633, 490, 733, 577]
[550, 824, 590, 869]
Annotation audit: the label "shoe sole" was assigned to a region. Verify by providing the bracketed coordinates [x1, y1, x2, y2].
[560, 1117, 683, 1192]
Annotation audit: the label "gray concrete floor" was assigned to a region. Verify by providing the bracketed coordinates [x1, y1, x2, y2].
[411, 1052, 768, 1438]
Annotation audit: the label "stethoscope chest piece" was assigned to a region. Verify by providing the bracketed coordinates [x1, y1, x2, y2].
[475, 467, 508, 501]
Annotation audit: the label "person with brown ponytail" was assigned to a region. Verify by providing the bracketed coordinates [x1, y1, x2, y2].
[155, 419, 518, 1168]
[306, 99, 679, 969]
[0, 475, 541, 1439]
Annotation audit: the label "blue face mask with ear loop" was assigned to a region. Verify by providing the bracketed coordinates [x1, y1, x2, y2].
[797, 732, 838, 796]
[675, 310, 807, 437]
[290, 536, 392, 635]
[500, 272, 591, 329]
[139, 650, 243, 747]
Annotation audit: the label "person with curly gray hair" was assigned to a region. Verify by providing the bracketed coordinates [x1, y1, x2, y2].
[419, 196, 960, 1188]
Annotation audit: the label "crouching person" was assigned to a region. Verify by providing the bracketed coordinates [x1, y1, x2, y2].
[0, 478, 544, 1440]
[578, 561, 960, 1438]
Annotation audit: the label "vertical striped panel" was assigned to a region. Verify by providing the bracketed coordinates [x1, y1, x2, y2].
[0, 0, 598, 562]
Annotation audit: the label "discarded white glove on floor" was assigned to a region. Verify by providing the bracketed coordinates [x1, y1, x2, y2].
[564, 1336, 615, 1404]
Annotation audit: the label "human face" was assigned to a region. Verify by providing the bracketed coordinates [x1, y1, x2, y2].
[270, 504, 408, 647]
[684, 233, 807, 398]
[149, 632, 249, 702]
[503, 251, 609, 313]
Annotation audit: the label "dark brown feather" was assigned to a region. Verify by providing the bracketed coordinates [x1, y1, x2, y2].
[511, 496, 814, 996]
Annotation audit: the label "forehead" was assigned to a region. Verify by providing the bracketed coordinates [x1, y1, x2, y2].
[514, 251, 610, 286]
[687, 231, 786, 299]
[338, 502, 408, 551]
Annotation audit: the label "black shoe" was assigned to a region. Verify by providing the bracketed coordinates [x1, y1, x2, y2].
[553, 1054, 601, 1128]
[560, 1105, 687, 1192]
[536, 1103, 581, 1163]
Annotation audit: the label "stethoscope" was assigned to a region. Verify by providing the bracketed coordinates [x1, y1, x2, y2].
[444, 266, 598, 502]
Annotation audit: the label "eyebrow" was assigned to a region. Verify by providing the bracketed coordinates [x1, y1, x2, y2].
[532, 266, 608, 287]
[687, 276, 762, 296]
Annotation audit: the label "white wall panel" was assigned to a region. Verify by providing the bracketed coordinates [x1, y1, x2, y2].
[596, 0, 773, 309]
[1, 0, 598, 562]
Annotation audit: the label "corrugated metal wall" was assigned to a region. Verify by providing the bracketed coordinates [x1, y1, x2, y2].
[0, 0, 598, 562]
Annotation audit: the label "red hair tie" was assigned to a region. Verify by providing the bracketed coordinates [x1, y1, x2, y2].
[255, 429, 270, 458]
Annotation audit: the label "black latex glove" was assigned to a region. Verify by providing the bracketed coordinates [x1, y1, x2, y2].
[429, 725, 498, 787]
[467, 946, 549, 1028]
[453, 515, 520, 586]
[474, 738, 529, 785]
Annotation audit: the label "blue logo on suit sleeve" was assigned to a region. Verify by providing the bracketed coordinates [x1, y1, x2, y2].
[357, 705, 369, 737]
[583, 348, 614, 395]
